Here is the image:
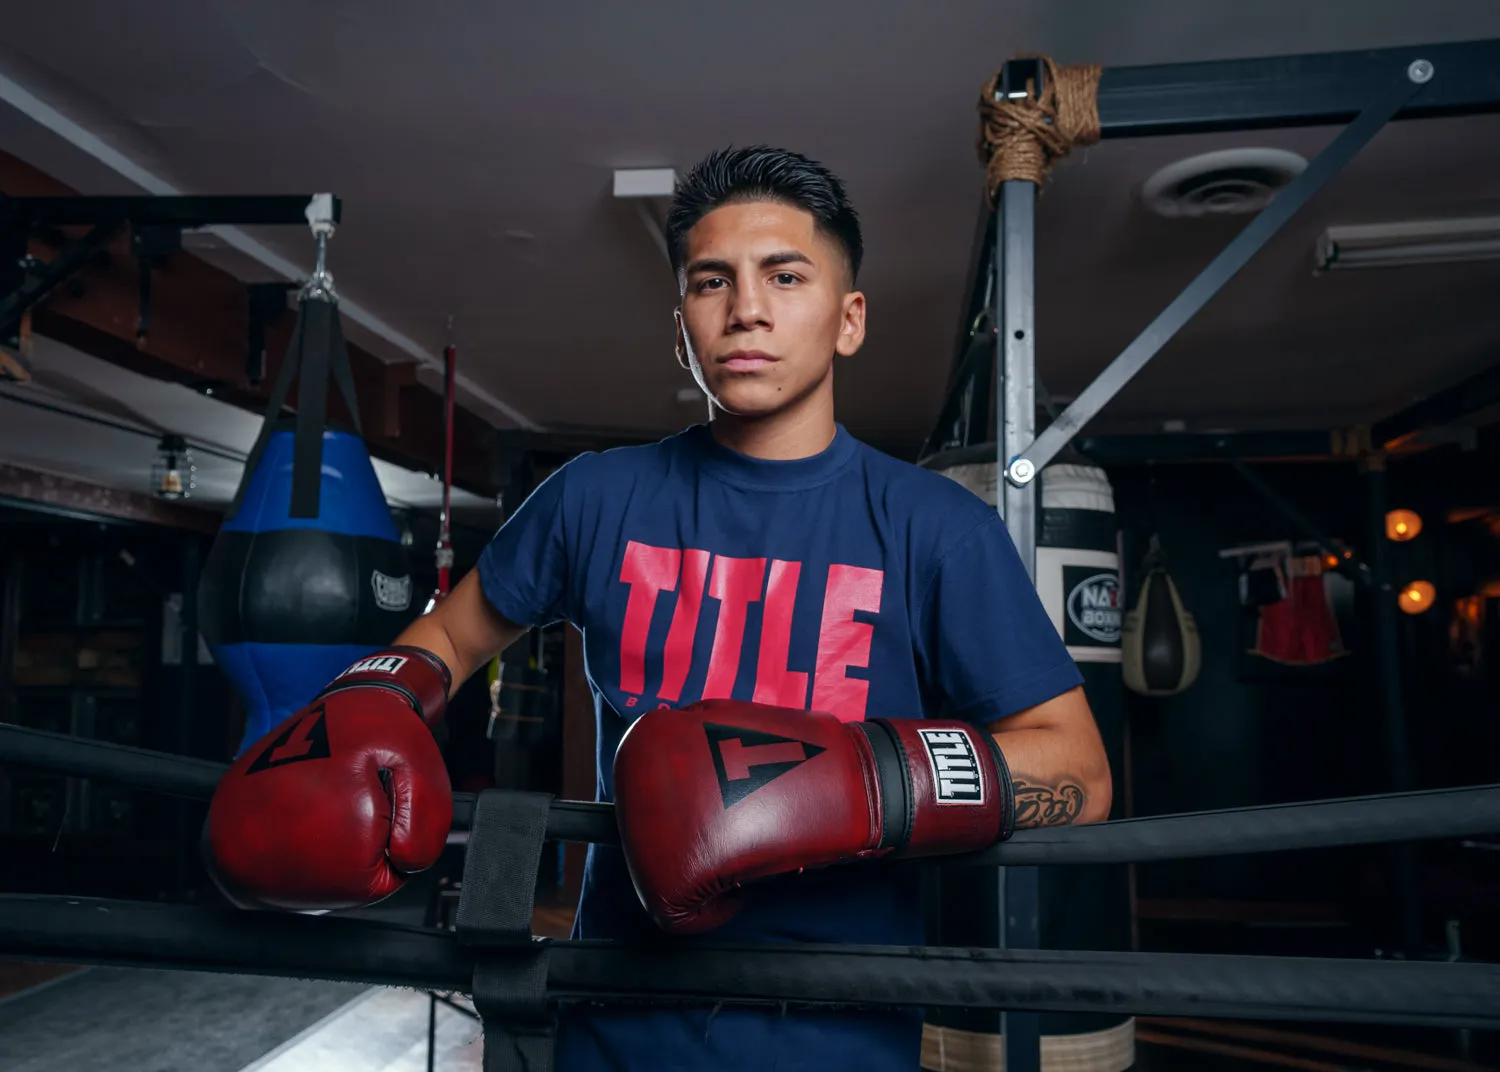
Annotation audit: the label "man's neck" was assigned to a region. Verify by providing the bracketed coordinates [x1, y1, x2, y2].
[708, 395, 837, 461]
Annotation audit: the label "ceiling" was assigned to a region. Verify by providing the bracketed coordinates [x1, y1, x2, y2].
[1, 1, 1499, 462]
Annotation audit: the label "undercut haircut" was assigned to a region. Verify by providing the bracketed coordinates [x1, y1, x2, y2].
[666, 145, 863, 286]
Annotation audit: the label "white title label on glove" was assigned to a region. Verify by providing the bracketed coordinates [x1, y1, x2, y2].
[342, 654, 408, 677]
[918, 728, 984, 805]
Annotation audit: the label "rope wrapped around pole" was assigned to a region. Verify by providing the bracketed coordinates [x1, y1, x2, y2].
[977, 55, 1102, 200]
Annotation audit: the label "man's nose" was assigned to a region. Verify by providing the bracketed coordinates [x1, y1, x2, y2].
[727, 277, 770, 330]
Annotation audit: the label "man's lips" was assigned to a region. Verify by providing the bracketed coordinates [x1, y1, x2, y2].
[717, 351, 778, 372]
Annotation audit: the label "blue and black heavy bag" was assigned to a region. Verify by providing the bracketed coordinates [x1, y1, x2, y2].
[198, 281, 414, 756]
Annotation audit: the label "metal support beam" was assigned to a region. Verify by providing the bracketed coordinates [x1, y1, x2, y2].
[999, 181, 1037, 573]
[0, 461, 219, 532]
[0, 224, 115, 338]
[1362, 464, 1412, 783]
[921, 209, 999, 459]
[1096, 39, 1500, 139]
[994, 54, 1043, 1072]
[1008, 61, 1430, 485]
[1361, 461, 1424, 958]
[919, 325, 995, 459]
[1373, 359, 1500, 449]
[0, 195, 342, 228]
[0, 150, 503, 498]
[246, 282, 297, 385]
[1076, 430, 1351, 464]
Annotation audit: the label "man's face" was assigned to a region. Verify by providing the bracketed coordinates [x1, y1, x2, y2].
[676, 200, 864, 420]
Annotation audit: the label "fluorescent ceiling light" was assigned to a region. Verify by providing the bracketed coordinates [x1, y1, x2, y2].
[1315, 216, 1500, 270]
[613, 168, 678, 199]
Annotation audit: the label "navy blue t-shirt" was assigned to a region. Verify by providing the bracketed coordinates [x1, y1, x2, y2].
[477, 423, 1081, 1072]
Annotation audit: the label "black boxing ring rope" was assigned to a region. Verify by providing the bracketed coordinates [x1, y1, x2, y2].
[4, 725, 1500, 1071]
[4, 720, 1500, 864]
[5, 895, 1500, 1029]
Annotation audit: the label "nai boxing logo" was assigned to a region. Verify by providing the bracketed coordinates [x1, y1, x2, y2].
[341, 654, 407, 677]
[918, 728, 984, 805]
[1066, 572, 1122, 644]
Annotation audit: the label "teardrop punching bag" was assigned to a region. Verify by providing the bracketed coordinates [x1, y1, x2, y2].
[1122, 535, 1202, 696]
[922, 446, 1133, 1072]
[199, 224, 414, 756]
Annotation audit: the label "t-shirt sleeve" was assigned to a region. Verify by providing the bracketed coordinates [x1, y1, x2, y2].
[916, 513, 1083, 725]
[476, 461, 577, 628]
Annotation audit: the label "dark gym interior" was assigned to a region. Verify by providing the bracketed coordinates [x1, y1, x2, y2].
[2, 3, 1500, 1071]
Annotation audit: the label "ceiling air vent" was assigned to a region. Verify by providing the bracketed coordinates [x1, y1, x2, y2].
[1141, 148, 1308, 219]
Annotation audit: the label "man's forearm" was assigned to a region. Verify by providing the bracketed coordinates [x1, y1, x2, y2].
[990, 726, 1108, 827]
[988, 688, 1114, 828]
[392, 571, 529, 699]
[393, 614, 471, 696]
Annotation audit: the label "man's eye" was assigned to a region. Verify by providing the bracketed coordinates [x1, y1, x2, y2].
[697, 277, 727, 292]
[773, 273, 799, 285]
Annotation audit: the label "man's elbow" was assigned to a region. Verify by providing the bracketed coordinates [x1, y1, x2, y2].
[1078, 758, 1114, 825]
[1064, 701, 1114, 825]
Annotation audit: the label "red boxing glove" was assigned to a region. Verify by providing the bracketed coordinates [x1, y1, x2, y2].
[207, 647, 454, 912]
[613, 699, 1013, 935]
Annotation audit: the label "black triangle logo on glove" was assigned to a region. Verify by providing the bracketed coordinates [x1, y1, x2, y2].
[704, 722, 825, 810]
[244, 707, 332, 774]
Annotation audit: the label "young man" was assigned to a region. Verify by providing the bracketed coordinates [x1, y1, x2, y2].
[207, 146, 1111, 1070]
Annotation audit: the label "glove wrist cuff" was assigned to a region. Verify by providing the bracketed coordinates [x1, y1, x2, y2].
[983, 730, 1016, 843]
[319, 646, 452, 726]
[866, 718, 1013, 857]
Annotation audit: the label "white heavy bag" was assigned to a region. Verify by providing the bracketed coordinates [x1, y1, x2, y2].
[923, 447, 1132, 1072]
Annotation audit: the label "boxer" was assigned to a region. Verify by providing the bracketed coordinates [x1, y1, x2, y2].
[207, 145, 1112, 1072]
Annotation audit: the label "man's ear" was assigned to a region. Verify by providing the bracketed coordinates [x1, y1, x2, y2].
[835, 291, 866, 358]
[674, 308, 691, 371]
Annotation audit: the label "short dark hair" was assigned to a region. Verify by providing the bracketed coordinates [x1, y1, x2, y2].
[666, 145, 863, 284]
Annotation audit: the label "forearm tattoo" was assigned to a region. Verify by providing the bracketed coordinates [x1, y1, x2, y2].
[1011, 775, 1087, 828]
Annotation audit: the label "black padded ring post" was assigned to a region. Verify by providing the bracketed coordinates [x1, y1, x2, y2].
[454, 789, 557, 1072]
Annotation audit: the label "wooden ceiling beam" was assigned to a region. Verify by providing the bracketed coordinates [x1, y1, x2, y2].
[0, 152, 502, 498]
[0, 461, 219, 532]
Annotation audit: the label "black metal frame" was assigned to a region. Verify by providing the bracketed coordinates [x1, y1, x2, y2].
[1095, 38, 1500, 138]
[0, 195, 342, 228]
[928, 39, 1500, 1072]
[924, 39, 1500, 468]
[0, 194, 340, 348]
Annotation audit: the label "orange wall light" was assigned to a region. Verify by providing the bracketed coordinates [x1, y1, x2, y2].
[1399, 580, 1436, 614]
[1386, 509, 1423, 542]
